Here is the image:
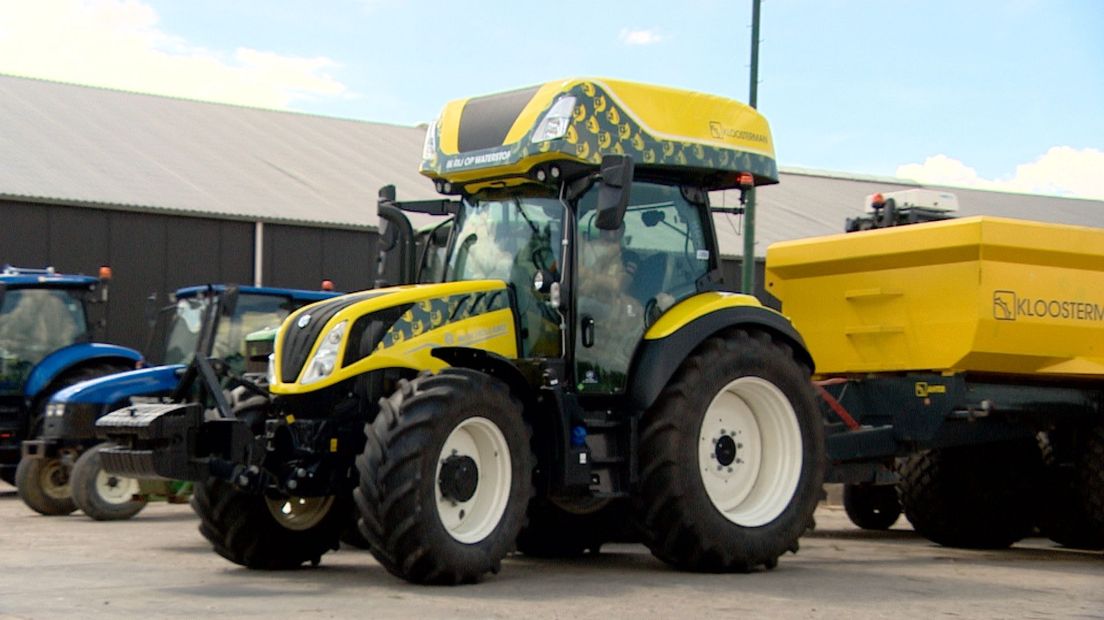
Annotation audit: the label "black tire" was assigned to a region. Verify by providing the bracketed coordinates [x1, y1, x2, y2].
[636, 328, 824, 572]
[843, 484, 901, 531]
[191, 478, 348, 569]
[899, 439, 1042, 549]
[1036, 430, 1104, 549]
[70, 442, 147, 521]
[516, 497, 631, 558]
[1066, 422, 1104, 548]
[15, 455, 77, 515]
[339, 500, 373, 549]
[355, 369, 533, 585]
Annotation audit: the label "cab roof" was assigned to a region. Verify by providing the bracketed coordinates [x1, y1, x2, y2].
[420, 77, 777, 194]
[0, 266, 99, 289]
[173, 284, 339, 302]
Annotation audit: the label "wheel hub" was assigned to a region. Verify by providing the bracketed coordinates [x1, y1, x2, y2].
[714, 434, 739, 467]
[438, 454, 479, 503]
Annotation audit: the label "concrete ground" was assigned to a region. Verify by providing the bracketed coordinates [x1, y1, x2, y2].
[0, 481, 1100, 620]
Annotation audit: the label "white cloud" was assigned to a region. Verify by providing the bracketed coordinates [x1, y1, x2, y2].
[896, 147, 1104, 200]
[619, 28, 665, 46]
[0, 0, 348, 109]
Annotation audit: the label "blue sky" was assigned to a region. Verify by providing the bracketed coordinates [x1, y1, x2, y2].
[2, 0, 1102, 198]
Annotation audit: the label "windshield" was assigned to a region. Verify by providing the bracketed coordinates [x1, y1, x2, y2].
[0, 288, 89, 393]
[152, 296, 209, 366]
[213, 293, 299, 373]
[446, 194, 564, 284]
[446, 192, 565, 357]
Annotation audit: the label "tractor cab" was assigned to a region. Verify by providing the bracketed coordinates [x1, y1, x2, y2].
[0, 267, 104, 397]
[0, 265, 141, 485]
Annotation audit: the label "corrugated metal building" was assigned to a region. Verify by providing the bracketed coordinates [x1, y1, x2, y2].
[2, 73, 1102, 347]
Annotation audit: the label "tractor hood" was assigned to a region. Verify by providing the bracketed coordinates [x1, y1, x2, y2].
[270, 280, 518, 395]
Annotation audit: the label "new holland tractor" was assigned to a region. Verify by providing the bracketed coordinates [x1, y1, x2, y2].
[0, 266, 141, 487]
[98, 78, 824, 584]
[19, 284, 337, 519]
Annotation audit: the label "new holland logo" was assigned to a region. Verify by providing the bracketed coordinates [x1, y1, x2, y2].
[297, 314, 312, 328]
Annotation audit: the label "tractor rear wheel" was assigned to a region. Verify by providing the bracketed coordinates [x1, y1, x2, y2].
[191, 479, 347, 569]
[355, 369, 532, 584]
[843, 483, 901, 531]
[899, 439, 1041, 549]
[70, 442, 147, 521]
[636, 328, 823, 572]
[15, 455, 77, 515]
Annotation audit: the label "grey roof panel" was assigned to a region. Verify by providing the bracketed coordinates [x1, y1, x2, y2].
[0, 74, 438, 230]
[3, 73, 1101, 245]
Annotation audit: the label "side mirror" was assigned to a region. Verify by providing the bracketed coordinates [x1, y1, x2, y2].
[595, 154, 634, 231]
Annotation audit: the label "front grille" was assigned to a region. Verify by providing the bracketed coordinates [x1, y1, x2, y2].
[279, 291, 387, 383]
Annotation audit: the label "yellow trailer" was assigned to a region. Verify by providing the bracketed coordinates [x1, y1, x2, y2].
[766, 215, 1104, 377]
[766, 210, 1104, 552]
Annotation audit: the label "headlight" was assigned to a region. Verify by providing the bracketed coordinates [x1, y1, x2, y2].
[533, 96, 576, 143]
[422, 120, 439, 160]
[300, 320, 347, 385]
[48, 403, 65, 417]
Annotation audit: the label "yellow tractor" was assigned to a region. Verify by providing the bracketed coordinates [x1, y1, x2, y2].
[99, 78, 824, 584]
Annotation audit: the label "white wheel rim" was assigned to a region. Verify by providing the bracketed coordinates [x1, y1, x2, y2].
[265, 495, 334, 531]
[698, 376, 803, 527]
[40, 460, 70, 499]
[94, 468, 141, 505]
[435, 416, 512, 544]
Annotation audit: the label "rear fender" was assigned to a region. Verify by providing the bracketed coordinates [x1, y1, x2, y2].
[628, 293, 812, 412]
[25, 343, 142, 399]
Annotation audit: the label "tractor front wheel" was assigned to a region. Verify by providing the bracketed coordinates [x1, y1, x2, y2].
[637, 328, 823, 572]
[70, 443, 147, 521]
[15, 455, 77, 515]
[355, 369, 533, 585]
[191, 479, 347, 569]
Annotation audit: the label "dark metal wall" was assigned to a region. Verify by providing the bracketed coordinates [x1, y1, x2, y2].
[262, 223, 379, 293]
[0, 200, 378, 352]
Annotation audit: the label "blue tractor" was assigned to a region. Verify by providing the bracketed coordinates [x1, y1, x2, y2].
[18, 284, 337, 519]
[0, 266, 141, 487]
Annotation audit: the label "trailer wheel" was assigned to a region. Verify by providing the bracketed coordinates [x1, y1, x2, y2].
[516, 497, 630, 557]
[636, 328, 823, 572]
[70, 443, 147, 521]
[355, 369, 532, 584]
[899, 440, 1041, 549]
[1073, 422, 1104, 546]
[843, 484, 901, 530]
[15, 455, 77, 515]
[191, 479, 346, 569]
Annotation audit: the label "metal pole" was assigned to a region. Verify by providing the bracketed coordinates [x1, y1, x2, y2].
[741, 0, 761, 295]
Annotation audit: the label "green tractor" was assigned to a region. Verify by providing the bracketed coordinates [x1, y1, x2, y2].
[99, 78, 824, 584]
